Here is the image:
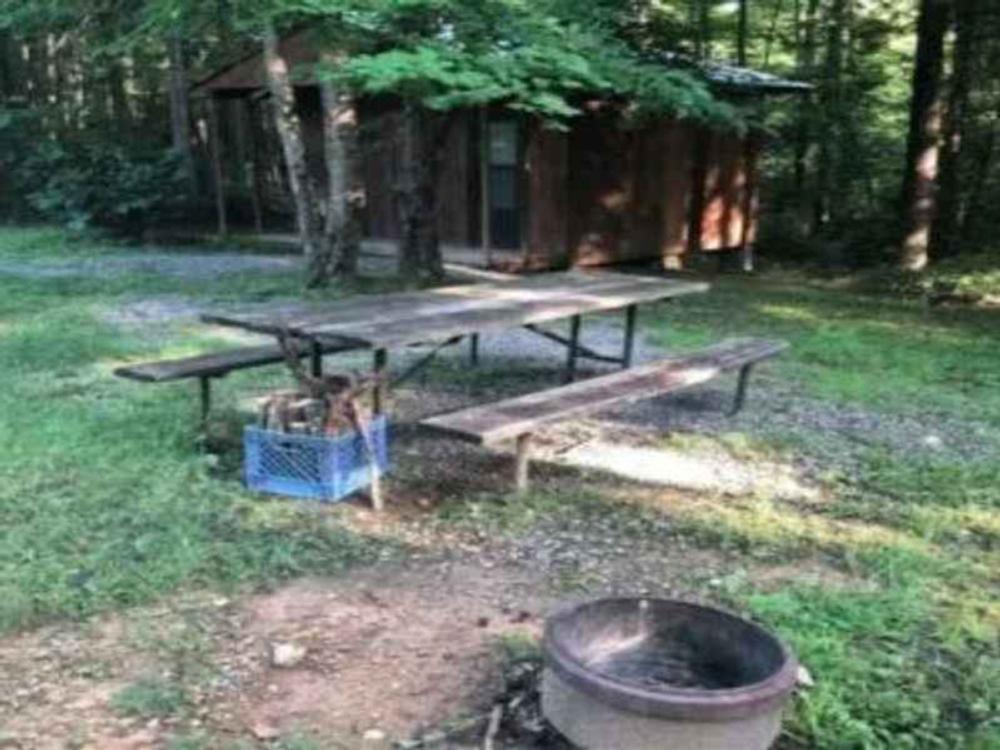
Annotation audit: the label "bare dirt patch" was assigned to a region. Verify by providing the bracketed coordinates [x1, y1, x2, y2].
[227, 562, 545, 743]
[0, 560, 547, 749]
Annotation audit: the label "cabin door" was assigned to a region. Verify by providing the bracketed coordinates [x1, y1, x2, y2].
[486, 119, 522, 249]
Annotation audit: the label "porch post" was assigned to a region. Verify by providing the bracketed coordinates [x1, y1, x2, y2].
[479, 106, 492, 267]
[565, 314, 582, 383]
[207, 95, 228, 237]
[623, 305, 637, 369]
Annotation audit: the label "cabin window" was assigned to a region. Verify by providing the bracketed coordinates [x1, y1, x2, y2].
[486, 119, 522, 249]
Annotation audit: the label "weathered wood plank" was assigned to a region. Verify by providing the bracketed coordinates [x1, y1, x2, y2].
[204, 272, 704, 348]
[421, 339, 787, 445]
[114, 340, 357, 383]
[309, 279, 707, 350]
[202, 271, 615, 333]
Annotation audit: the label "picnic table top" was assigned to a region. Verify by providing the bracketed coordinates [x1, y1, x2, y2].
[202, 270, 709, 350]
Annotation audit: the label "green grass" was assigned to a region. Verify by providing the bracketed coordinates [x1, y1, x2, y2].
[0, 227, 399, 631]
[439, 273, 1000, 748]
[111, 676, 188, 719]
[1, 227, 997, 748]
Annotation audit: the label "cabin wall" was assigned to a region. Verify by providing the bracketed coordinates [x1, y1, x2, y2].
[357, 103, 473, 245]
[555, 113, 760, 269]
[697, 130, 760, 252]
[524, 122, 569, 268]
[562, 114, 705, 269]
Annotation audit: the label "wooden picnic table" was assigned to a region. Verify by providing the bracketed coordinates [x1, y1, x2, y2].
[203, 270, 708, 411]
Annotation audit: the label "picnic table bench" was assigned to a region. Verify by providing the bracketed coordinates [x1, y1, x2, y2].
[420, 338, 788, 492]
[114, 340, 353, 423]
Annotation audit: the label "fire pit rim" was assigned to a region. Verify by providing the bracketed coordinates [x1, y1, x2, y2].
[543, 597, 799, 722]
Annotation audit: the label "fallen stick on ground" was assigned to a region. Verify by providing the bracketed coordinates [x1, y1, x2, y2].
[482, 704, 503, 750]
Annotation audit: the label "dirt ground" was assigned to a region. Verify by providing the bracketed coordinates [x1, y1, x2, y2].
[0, 362, 856, 749]
[0, 559, 547, 749]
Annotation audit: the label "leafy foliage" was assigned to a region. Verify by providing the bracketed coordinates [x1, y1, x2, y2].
[12, 139, 188, 234]
[301, 0, 739, 128]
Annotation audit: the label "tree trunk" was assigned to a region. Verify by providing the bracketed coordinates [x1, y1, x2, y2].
[931, 0, 978, 258]
[737, 0, 749, 66]
[900, 0, 950, 271]
[318, 53, 363, 279]
[168, 29, 197, 197]
[396, 100, 445, 281]
[814, 0, 846, 233]
[793, 0, 819, 232]
[698, 0, 713, 59]
[262, 24, 327, 286]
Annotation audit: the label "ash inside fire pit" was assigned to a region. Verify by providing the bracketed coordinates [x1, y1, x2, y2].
[590, 634, 738, 690]
[554, 597, 787, 695]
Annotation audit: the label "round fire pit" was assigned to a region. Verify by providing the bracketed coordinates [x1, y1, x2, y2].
[542, 598, 798, 750]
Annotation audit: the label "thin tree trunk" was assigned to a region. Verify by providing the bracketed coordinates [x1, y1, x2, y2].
[396, 100, 445, 281]
[793, 0, 819, 232]
[763, 0, 786, 67]
[737, 0, 749, 66]
[814, 0, 847, 232]
[207, 96, 228, 237]
[900, 0, 950, 271]
[168, 29, 197, 197]
[262, 24, 327, 286]
[319, 52, 362, 279]
[931, 0, 977, 258]
[691, 0, 713, 59]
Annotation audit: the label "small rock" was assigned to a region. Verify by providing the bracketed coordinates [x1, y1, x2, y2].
[796, 665, 815, 688]
[252, 721, 281, 740]
[270, 642, 307, 668]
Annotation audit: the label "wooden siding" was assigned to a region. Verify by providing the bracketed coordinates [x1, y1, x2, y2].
[562, 114, 710, 269]
[356, 104, 475, 244]
[525, 122, 569, 268]
[697, 130, 760, 252]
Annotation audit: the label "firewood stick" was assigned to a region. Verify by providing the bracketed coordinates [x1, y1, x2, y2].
[482, 704, 502, 750]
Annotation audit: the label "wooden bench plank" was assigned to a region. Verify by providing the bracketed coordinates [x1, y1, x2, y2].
[114, 340, 356, 383]
[421, 339, 787, 446]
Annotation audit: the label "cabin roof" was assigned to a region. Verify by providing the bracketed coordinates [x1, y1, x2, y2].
[659, 53, 813, 94]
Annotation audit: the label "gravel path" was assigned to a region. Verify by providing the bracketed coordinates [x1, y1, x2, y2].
[0, 252, 302, 280]
[33, 244, 990, 484]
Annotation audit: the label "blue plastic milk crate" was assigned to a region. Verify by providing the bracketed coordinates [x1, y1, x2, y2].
[244, 416, 389, 502]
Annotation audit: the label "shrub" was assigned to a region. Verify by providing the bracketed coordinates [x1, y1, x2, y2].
[0, 108, 187, 235]
[16, 138, 187, 235]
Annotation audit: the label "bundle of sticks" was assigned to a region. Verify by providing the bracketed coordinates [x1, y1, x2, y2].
[259, 330, 384, 509]
[260, 330, 375, 436]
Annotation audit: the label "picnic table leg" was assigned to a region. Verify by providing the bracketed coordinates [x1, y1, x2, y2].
[515, 434, 532, 493]
[623, 304, 637, 369]
[565, 315, 582, 383]
[470, 333, 480, 367]
[373, 348, 388, 414]
[729, 364, 753, 415]
[310, 340, 323, 377]
[198, 377, 211, 430]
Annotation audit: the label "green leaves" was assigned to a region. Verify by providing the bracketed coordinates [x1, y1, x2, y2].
[309, 0, 740, 129]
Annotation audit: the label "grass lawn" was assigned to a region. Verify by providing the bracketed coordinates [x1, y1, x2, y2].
[0, 226, 997, 748]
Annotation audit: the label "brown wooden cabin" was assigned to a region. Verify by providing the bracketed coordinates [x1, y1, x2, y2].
[193, 31, 809, 271]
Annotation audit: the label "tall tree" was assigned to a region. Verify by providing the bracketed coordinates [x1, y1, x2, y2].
[900, 0, 950, 271]
[737, 0, 749, 65]
[167, 28, 196, 196]
[931, 0, 978, 257]
[262, 24, 327, 286]
[318, 50, 362, 279]
[813, 0, 847, 232]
